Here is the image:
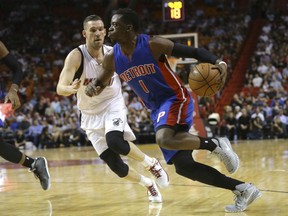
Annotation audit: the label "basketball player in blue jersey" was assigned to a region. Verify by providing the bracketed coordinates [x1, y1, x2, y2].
[0, 40, 50, 190]
[85, 8, 261, 212]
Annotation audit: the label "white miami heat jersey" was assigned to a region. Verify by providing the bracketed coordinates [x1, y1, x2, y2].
[76, 44, 125, 114]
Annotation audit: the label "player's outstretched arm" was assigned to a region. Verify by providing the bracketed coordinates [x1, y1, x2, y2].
[85, 49, 115, 97]
[149, 36, 219, 64]
[149, 36, 227, 88]
[57, 49, 81, 96]
[0, 41, 23, 110]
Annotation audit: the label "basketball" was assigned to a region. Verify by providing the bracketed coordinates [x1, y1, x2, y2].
[188, 63, 222, 97]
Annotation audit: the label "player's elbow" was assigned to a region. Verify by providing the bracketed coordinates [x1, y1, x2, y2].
[56, 85, 63, 96]
[56, 85, 70, 96]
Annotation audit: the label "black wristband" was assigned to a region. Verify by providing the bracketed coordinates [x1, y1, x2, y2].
[171, 43, 218, 64]
[2, 53, 23, 85]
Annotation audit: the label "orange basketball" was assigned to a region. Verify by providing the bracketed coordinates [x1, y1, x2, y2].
[188, 63, 222, 97]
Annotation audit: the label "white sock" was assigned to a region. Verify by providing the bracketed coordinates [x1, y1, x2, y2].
[139, 175, 153, 187]
[141, 155, 154, 168]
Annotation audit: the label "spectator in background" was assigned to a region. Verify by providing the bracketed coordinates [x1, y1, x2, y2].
[247, 116, 263, 140]
[262, 101, 273, 120]
[251, 106, 265, 122]
[231, 93, 244, 109]
[17, 113, 31, 131]
[62, 123, 82, 147]
[282, 65, 288, 80]
[237, 108, 250, 140]
[27, 119, 43, 148]
[234, 106, 242, 120]
[226, 111, 237, 140]
[51, 121, 63, 147]
[33, 96, 48, 116]
[272, 108, 288, 138]
[50, 96, 61, 114]
[270, 76, 282, 90]
[257, 62, 268, 75]
[252, 73, 263, 87]
[128, 96, 143, 111]
[14, 129, 26, 149]
[38, 126, 55, 149]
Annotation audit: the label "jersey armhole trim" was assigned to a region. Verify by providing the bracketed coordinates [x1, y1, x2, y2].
[73, 47, 84, 81]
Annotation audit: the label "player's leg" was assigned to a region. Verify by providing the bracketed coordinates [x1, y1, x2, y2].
[0, 138, 50, 190]
[86, 130, 162, 202]
[106, 131, 169, 187]
[153, 97, 239, 173]
[100, 148, 162, 203]
[105, 111, 169, 187]
[170, 150, 261, 212]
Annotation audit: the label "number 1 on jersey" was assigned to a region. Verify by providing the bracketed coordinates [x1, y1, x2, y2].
[139, 80, 149, 93]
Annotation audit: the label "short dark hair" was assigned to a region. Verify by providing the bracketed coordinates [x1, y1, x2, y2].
[113, 8, 140, 32]
[83, 15, 103, 28]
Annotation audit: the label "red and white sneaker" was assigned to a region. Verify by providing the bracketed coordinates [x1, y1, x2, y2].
[147, 180, 162, 203]
[148, 158, 169, 188]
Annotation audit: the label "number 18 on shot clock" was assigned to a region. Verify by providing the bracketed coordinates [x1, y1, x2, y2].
[162, 0, 185, 22]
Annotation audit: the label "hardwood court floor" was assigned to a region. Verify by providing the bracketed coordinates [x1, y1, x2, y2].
[0, 139, 287, 216]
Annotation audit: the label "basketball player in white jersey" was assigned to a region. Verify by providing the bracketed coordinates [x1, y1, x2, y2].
[56, 15, 169, 203]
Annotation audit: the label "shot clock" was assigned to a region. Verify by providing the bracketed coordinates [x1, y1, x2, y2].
[162, 0, 185, 22]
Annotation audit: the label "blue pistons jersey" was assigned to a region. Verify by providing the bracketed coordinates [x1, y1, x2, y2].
[113, 34, 194, 164]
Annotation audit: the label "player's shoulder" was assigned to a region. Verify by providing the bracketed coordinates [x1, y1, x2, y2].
[65, 47, 82, 63]
[149, 35, 168, 43]
[70, 48, 81, 56]
[70, 46, 82, 56]
[103, 44, 113, 52]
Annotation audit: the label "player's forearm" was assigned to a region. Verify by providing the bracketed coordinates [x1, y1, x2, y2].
[2, 53, 23, 85]
[99, 69, 114, 86]
[171, 43, 219, 64]
[56, 84, 75, 96]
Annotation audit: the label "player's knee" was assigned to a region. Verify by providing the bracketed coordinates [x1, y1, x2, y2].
[156, 135, 174, 149]
[100, 149, 129, 178]
[156, 128, 175, 149]
[106, 131, 130, 155]
[111, 162, 129, 178]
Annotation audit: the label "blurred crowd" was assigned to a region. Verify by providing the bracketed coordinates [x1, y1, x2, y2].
[205, 12, 288, 140]
[1, 0, 287, 149]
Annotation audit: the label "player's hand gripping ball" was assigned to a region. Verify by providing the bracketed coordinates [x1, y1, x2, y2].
[188, 63, 227, 97]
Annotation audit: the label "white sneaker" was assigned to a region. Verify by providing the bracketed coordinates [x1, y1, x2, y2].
[225, 183, 261, 212]
[147, 180, 162, 203]
[148, 158, 169, 188]
[212, 137, 240, 174]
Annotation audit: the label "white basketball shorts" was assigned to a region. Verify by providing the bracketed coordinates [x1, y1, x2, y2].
[81, 109, 136, 155]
